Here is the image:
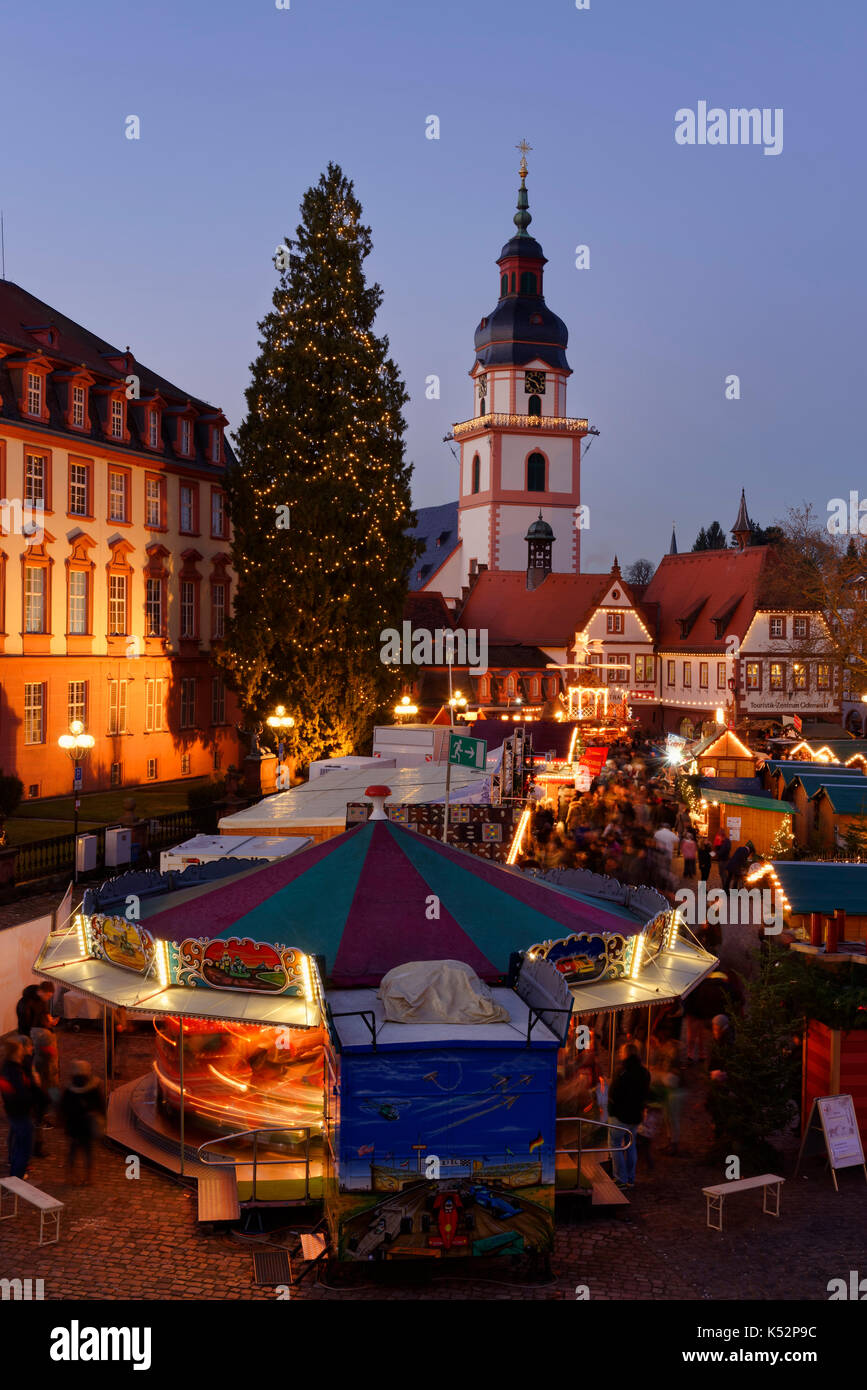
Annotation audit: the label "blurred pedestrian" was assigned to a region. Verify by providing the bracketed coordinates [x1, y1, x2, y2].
[59, 1061, 106, 1186]
[0, 1036, 37, 1178]
[607, 1044, 651, 1188]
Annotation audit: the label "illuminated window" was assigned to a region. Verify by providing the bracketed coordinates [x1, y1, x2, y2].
[68, 570, 88, 634]
[817, 663, 830, 689]
[24, 566, 46, 632]
[745, 662, 760, 690]
[109, 574, 127, 635]
[770, 662, 784, 690]
[793, 663, 807, 690]
[67, 681, 87, 726]
[682, 662, 692, 688]
[699, 661, 709, 689]
[717, 661, 726, 689]
[24, 453, 45, 505]
[24, 684, 45, 743]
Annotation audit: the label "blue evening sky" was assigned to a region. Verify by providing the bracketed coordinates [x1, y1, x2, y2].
[1, 0, 863, 571]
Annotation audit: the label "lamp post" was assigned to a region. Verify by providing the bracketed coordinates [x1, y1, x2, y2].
[265, 705, 295, 786]
[58, 720, 95, 883]
[394, 694, 419, 720]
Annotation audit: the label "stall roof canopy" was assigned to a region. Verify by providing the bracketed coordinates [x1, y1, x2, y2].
[810, 785, 867, 815]
[218, 762, 486, 832]
[137, 820, 651, 988]
[760, 862, 867, 915]
[699, 786, 796, 815]
[763, 761, 865, 787]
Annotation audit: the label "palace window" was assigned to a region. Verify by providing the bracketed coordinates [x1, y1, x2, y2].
[211, 581, 226, 640]
[146, 758, 158, 780]
[26, 372, 43, 417]
[148, 410, 160, 449]
[211, 430, 221, 464]
[69, 462, 90, 516]
[211, 677, 226, 725]
[24, 683, 45, 744]
[180, 580, 197, 638]
[108, 679, 129, 735]
[180, 484, 195, 533]
[181, 753, 191, 775]
[770, 662, 784, 690]
[67, 681, 87, 727]
[526, 452, 545, 492]
[68, 569, 89, 635]
[180, 418, 192, 456]
[108, 573, 128, 635]
[145, 476, 165, 528]
[110, 761, 122, 787]
[109, 470, 128, 522]
[24, 453, 46, 506]
[180, 678, 197, 729]
[111, 399, 124, 439]
[145, 577, 163, 637]
[72, 385, 87, 429]
[24, 566, 46, 633]
[145, 677, 166, 733]
[211, 490, 226, 538]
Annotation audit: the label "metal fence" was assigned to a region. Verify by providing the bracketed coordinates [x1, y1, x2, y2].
[13, 802, 255, 885]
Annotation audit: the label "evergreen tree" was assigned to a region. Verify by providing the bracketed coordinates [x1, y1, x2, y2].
[692, 521, 728, 551]
[218, 164, 419, 766]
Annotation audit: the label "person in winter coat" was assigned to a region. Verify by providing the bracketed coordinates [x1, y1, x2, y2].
[0, 1036, 37, 1178]
[607, 1044, 651, 1187]
[15, 982, 58, 1037]
[697, 838, 713, 883]
[59, 1061, 106, 1185]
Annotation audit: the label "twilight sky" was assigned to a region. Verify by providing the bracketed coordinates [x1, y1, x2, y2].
[1, 0, 863, 572]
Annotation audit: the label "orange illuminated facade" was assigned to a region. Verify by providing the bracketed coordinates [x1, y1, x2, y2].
[0, 280, 241, 798]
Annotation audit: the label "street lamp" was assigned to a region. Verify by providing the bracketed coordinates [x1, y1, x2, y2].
[58, 719, 95, 884]
[449, 689, 468, 721]
[394, 695, 418, 720]
[266, 705, 295, 773]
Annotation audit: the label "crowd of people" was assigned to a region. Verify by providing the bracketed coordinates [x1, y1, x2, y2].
[0, 981, 105, 1184]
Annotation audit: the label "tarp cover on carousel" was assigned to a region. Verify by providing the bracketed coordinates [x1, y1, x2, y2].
[139, 820, 645, 987]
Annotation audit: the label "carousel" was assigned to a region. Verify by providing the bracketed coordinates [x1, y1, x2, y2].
[32, 788, 717, 1256]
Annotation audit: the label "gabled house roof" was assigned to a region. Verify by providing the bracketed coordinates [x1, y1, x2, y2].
[643, 547, 770, 652]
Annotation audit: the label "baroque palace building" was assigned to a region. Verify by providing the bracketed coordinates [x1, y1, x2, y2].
[0, 278, 241, 799]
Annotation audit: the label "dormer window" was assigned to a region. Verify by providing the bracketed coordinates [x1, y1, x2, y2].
[111, 398, 124, 439]
[211, 429, 221, 464]
[148, 410, 160, 449]
[180, 418, 191, 456]
[72, 385, 86, 429]
[27, 372, 43, 417]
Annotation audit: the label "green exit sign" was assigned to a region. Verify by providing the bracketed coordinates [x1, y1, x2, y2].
[448, 733, 487, 770]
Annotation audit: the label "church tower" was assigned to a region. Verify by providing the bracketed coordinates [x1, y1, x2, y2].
[452, 146, 590, 589]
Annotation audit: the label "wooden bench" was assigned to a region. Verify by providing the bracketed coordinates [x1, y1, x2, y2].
[702, 1173, 784, 1232]
[0, 1177, 64, 1245]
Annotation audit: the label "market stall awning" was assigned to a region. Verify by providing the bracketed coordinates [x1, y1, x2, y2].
[699, 786, 797, 815]
[124, 820, 653, 988]
[749, 861, 867, 915]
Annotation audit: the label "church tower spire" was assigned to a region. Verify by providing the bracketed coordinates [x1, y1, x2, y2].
[731, 489, 752, 551]
[669, 522, 678, 555]
[452, 153, 591, 590]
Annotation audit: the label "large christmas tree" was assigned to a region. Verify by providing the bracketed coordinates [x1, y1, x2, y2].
[219, 164, 418, 766]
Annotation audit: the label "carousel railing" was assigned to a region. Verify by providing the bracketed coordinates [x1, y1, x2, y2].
[554, 1114, 635, 1189]
[197, 1125, 322, 1203]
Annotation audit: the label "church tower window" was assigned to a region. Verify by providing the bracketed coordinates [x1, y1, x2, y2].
[472, 454, 481, 494]
[527, 452, 546, 492]
[500, 274, 508, 297]
[520, 271, 537, 295]
[527, 395, 541, 417]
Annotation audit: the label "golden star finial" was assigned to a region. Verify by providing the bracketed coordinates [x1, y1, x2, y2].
[516, 139, 532, 179]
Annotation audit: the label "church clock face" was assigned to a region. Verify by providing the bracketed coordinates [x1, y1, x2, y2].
[525, 370, 546, 394]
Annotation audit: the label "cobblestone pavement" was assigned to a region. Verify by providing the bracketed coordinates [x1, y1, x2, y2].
[1, 1024, 864, 1302]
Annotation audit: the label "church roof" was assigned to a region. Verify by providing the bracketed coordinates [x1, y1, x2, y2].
[407, 500, 460, 590]
[457, 570, 612, 645]
[474, 298, 569, 371]
[732, 488, 752, 537]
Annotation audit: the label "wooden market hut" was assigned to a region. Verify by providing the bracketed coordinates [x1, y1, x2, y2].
[809, 783, 867, 853]
[699, 786, 795, 857]
[695, 729, 758, 781]
[781, 771, 867, 847]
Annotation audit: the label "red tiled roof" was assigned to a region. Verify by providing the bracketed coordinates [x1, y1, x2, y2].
[404, 590, 454, 630]
[643, 547, 770, 651]
[456, 570, 611, 644]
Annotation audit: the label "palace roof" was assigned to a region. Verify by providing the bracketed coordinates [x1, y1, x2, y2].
[643, 546, 770, 652]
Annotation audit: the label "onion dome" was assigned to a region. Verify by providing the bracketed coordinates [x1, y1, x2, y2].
[524, 512, 555, 542]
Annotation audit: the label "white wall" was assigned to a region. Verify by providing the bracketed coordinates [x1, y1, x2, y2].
[0, 916, 53, 1034]
[500, 435, 573, 493]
